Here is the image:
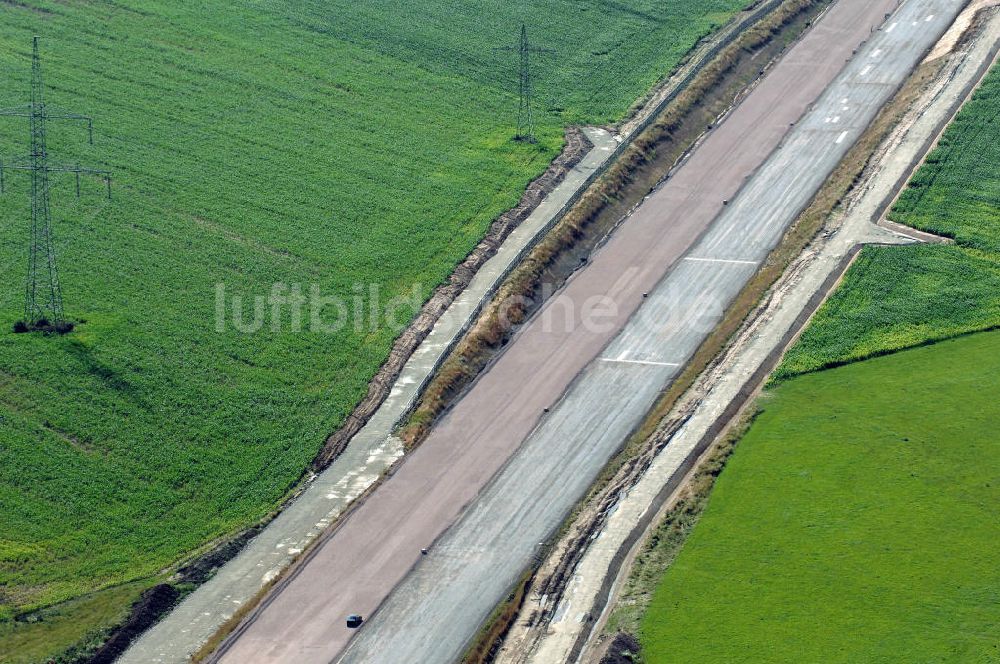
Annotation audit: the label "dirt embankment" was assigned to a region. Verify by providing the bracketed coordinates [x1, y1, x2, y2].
[84, 585, 179, 664]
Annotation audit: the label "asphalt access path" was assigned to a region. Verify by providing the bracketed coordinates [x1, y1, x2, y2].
[211, 1, 960, 662]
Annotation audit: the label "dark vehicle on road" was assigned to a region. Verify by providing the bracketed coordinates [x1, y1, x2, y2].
[346, 614, 364, 628]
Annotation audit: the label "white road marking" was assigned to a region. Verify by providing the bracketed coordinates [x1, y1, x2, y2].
[599, 357, 681, 368]
[871, 48, 882, 58]
[836, 130, 849, 144]
[860, 64, 873, 76]
[926, 14, 935, 22]
[886, 21, 897, 33]
[684, 256, 758, 266]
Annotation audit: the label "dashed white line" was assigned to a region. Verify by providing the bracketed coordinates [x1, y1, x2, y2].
[684, 256, 758, 266]
[926, 14, 935, 22]
[599, 358, 681, 368]
[835, 130, 849, 144]
[860, 64, 873, 76]
[871, 48, 882, 58]
[886, 22, 897, 33]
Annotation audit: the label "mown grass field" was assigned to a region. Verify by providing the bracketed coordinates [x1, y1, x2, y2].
[777, 60, 1000, 380]
[640, 330, 1000, 663]
[0, 0, 750, 660]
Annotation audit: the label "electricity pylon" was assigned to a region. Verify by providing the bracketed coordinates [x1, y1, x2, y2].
[0, 36, 111, 333]
[496, 24, 553, 143]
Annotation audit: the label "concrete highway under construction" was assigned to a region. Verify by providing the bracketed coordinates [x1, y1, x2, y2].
[206, 1, 969, 662]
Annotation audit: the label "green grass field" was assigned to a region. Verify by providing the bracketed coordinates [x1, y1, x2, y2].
[640, 330, 1000, 663]
[777, 61, 1000, 380]
[0, 0, 750, 659]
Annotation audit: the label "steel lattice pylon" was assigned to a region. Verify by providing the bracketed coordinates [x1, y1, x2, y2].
[1, 36, 111, 333]
[497, 24, 553, 144]
[516, 24, 534, 141]
[27, 35, 60, 327]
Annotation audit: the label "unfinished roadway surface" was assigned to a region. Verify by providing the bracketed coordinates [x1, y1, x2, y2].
[209, 1, 965, 662]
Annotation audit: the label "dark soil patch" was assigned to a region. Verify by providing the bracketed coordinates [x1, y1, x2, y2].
[600, 632, 642, 664]
[86, 584, 179, 664]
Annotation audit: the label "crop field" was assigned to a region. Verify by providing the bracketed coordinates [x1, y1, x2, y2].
[777, 60, 1000, 380]
[0, 0, 750, 660]
[639, 330, 1000, 663]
